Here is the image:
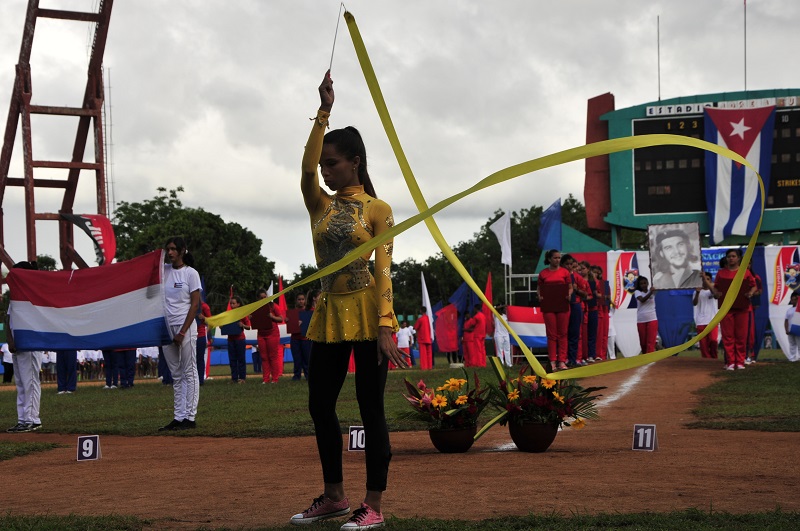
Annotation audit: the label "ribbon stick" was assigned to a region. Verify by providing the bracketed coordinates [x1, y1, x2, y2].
[329, 3, 345, 72]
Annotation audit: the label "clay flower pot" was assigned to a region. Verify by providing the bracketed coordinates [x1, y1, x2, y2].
[508, 421, 558, 453]
[428, 425, 477, 453]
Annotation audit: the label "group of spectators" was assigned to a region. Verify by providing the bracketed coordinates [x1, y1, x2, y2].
[537, 250, 613, 371]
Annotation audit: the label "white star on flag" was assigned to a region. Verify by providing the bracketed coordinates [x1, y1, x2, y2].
[729, 117, 751, 139]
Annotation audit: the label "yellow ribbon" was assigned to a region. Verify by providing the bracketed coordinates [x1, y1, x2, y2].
[210, 11, 763, 383]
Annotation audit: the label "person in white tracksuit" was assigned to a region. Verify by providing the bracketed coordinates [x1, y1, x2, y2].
[5, 260, 44, 433]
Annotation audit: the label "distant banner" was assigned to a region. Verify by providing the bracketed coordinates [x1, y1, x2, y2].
[61, 213, 117, 265]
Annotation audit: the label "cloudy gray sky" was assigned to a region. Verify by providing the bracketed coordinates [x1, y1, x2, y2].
[1, 0, 798, 278]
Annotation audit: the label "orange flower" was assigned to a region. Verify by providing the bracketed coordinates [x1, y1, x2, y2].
[432, 394, 448, 408]
[522, 375, 537, 385]
[455, 395, 468, 405]
[552, 391, 564, 403]
[541, 378, 556, 389]
[571, 418, 586, 430]
[507, 389, 520, 401]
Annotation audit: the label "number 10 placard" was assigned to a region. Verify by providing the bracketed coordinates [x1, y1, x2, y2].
[632, 424, 658, 451]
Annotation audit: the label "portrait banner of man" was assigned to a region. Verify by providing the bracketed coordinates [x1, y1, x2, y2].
[648, 222, 703, 290]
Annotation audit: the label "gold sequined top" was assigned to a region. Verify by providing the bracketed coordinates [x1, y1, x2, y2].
[301, 109, 397, 342]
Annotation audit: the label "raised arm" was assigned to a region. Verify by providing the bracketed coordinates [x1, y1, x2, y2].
[301, 71, 335, 213]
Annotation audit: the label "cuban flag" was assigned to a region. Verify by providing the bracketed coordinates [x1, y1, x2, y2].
[506, 305, 546, 348]
[6, 250, 170, 350]
[704, 106, 775, 245]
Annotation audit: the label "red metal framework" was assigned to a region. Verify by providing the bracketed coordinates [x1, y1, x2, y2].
[0, 0, 114, 273]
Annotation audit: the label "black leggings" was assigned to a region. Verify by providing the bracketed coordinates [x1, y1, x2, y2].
[308, 340, 391, 492]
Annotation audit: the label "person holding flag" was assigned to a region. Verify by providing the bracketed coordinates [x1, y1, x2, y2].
[159, 236, 201, 431]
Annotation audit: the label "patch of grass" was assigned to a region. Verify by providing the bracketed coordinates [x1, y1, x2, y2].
[0, 441, 62, 461]
[0, 512, 148, 530]
[688, 361, 800, 431]
[0, 355, 499, 438]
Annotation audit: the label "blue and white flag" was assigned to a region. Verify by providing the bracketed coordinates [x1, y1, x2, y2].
[704, 106, 775, 244]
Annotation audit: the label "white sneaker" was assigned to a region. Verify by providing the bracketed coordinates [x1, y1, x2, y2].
[736, 365, 746, 370]
[724, 364, 735, 371]
[744, 357, 753, 365]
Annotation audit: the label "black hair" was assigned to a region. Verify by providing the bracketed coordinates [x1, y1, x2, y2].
[637, 275, 650, 289]
[561, 253, 574, 265]
[305, 288, 321, 311]
[257, 288, 268, 297]
[323, 126, 376, 197]
[12, 261, 38, 270]
[164, 236, 195, 268]
[544, 249, 561, 263]
[726, 248, 743, 259]
[421, 306, 427, 313]
[230, 295, 244, 306]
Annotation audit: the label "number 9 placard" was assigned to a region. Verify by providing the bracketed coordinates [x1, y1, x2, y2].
[76, 435, 101, 461]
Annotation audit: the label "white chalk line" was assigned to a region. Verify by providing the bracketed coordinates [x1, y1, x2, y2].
[488, 363, 653, 452]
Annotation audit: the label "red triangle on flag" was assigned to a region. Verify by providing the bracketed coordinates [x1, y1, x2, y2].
[705, 106, 775, 166]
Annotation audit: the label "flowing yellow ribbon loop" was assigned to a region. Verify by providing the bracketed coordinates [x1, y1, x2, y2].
[210, 11, 764, 383]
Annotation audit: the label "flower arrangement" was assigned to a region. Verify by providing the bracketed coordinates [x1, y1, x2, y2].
[401, 370, 490, 431]
[490, 364, 603, 429]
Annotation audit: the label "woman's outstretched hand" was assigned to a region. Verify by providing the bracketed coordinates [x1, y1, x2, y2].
[319, 70, 334, 112]
[378, 326, 408, 368]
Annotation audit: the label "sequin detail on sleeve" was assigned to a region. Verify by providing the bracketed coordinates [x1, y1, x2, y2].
[385, 214, 394, 227]
[383, 242, 393, 257]
[381, 288, 393, 302]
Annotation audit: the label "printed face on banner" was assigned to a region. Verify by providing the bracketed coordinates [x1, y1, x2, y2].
[648, 222, 703, 290]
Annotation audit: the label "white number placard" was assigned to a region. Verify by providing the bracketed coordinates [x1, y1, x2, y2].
[348, 426, 365, 451]
[77, 435, 101, 461]
[632, 424, 658, 451]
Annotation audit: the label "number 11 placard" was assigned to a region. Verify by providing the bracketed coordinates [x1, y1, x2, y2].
[632, 424, 658, 451]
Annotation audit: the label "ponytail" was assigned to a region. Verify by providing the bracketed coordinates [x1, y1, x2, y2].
[324, 126, 377, 197]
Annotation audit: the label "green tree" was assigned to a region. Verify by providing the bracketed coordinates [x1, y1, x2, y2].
[113, 187, 276, 313]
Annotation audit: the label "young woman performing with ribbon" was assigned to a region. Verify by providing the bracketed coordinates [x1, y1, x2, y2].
[289, 70, 406, 530]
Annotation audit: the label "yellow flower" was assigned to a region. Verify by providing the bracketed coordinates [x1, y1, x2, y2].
[541, 378, 556, 389]
[442, 377, 466, 392]
[507, 389, 520, 401]
[571, 418, 586, 430]
[552, 391, 564, 403]
[522, 375, 537, 385]
[432, 394, 448, 408]
[455, 395, 468, 406]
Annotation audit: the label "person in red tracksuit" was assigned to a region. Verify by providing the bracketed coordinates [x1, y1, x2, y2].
[745, 262, 763, 364]
[255, 288, 285, 384]
[413, 308, 433, 370]
[470, 304, 487, 367]
[705, 248, 756, 370]
[462, 313, 477, 367]
[537, 249, 572, 371]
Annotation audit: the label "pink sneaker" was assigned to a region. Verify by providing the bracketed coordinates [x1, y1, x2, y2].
[340, 503, 385, 530]
[290, 494, 349, 525]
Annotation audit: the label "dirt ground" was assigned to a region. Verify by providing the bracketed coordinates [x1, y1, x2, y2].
[1, 357, 799, 529]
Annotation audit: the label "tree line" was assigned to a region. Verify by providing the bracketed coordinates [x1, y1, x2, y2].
[2, 187, 645, 318]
